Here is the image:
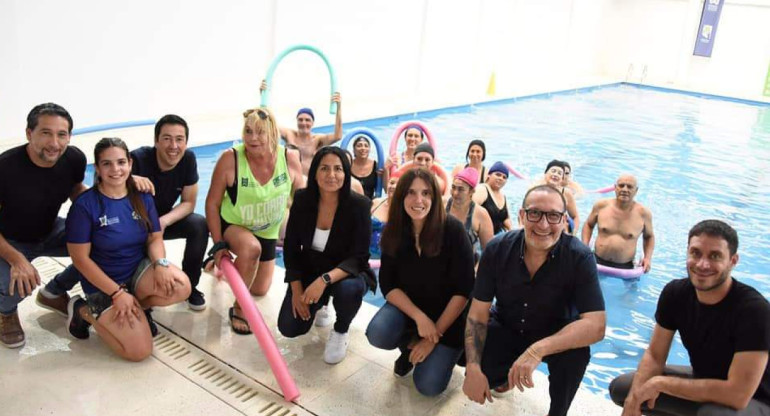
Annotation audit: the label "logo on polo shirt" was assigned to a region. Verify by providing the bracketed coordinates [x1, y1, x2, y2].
[98, 215, 120, 227]
[273, 173, 288, 187]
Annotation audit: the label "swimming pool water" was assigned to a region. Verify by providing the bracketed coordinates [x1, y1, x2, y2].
[94, 84, 770, 396]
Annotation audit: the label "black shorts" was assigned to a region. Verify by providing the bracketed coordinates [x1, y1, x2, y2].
[85, 258, 152, 318]
[594, 254, 634, 270]
[220, 217, 277, 262]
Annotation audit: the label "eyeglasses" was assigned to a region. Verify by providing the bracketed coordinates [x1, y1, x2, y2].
[244, 108, 268, 120]
[524, 209, 565, 224]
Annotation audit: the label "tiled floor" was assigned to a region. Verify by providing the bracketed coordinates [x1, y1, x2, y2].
[0, 241, 619, 416]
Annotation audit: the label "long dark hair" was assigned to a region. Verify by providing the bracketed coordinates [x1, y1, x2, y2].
[381, 167, 445, 257]
[305, 146, 351, 204]
[94, 137, 152, 231]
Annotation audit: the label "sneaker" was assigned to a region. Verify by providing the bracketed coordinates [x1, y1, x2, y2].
[491, 383, 513, 398]
[393, 350, 414, 378]
[67, 296, 91, 340]
[314, 305, 334, 327]
[36, 288, 70, 317]
[0, 311, 25, 348]
[323, 330, 350, 364]
[144, 309, 159, 337]
[186, 288, 206, 311]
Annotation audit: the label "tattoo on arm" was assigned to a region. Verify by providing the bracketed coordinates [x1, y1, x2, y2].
[465, 318, 488, 365]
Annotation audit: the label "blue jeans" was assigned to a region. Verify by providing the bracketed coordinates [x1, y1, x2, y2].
[366, 302, 462, 397]
[0, 218, 70, 314]
[278, 273, 367, 336]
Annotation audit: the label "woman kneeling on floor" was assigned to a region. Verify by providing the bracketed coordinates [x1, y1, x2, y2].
[366, 167, 475, 396]
[66, 137, 191, 361]
[278, 146, 374, 364]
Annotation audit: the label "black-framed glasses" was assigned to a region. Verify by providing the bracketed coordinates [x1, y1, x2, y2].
[524, 209, 565, 224]
[244, 108, 268, 120]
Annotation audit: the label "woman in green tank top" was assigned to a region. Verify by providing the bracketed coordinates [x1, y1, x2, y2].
[205, 107, 304, 335]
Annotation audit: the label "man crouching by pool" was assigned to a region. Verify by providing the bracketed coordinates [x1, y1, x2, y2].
[462, 185, 606, 416]
[582, 174, 655, 273]
[610, 220, 770, 416]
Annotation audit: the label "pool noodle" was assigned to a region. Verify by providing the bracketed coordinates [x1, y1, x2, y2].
[341, 128, 385, 197]
[261, 44, 338, 114]
[388, 121, 437, 175]
[219, 257, 300, 402]
[502, 162, 528, 180]
[597, 263, 644, 280]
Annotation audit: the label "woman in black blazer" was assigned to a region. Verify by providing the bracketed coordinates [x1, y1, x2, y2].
[277, 146, 374, 364]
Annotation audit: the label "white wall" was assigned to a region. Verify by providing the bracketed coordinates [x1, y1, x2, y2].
[599, 0, 770, 99]
[1, 0, 768, 145]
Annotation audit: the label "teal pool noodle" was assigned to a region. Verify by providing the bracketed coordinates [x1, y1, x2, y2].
[261, 44, 338, 114]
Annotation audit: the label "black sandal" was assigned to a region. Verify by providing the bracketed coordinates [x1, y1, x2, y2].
[228, 307, 252, 335]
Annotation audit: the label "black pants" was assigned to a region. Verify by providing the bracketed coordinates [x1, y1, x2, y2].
[480, 316, 590, 416]
[609, 366, 770, 415]
[277, 274, 366, 336]
[162, 213, 208, 291]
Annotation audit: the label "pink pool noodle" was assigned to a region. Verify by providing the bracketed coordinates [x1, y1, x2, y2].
[596, 263, 644, 280]
[503, 163, 528, 180]
[219, 257, 300, 402]
[368, 259, 381, 269]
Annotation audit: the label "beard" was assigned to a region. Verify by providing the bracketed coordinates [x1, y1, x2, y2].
[689, 268, 730, 292]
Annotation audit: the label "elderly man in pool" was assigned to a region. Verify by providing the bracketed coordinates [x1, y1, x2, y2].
[260, 80, 342, 175]
[581, 173, 655, 273]
[609, 220, 770, 416]
[462, 184, 606, 416]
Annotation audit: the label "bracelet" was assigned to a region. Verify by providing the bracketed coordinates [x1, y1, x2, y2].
[108, 287, 124, 298]
[111, 289, 126, 303]
[525, 346, 542, 361]
[207, 241, 229, 257]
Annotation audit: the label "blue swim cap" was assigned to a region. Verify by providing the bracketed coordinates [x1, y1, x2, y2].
[488, 161, 509, 178]
[297, 108, 314, 121]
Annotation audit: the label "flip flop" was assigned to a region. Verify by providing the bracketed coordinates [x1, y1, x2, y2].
[228, 307, 252, 335]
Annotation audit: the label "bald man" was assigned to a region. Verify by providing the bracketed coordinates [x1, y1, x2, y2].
[582, 174, 655, 273]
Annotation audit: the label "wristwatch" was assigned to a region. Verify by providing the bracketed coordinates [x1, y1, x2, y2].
[321, 273, 332, 286]
[154, 258, 170, 268]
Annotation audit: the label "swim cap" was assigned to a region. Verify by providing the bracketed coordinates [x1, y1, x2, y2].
[296, 108, 315, 121]
[544, 159, 564, 174]
[488, 161, 509, 178]
[352, 135, 370, 147]
[466, 139, 486, 161]
[455, 167, 479, 189]
[414, 143, 435, 159]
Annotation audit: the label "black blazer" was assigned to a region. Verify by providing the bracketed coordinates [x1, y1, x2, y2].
[283, 189, 373, 288]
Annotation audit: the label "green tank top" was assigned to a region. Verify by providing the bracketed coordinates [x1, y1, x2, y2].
[220, 144, 291, 239]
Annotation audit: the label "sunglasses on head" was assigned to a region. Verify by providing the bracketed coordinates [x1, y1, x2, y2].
[244, 108, 268, 120]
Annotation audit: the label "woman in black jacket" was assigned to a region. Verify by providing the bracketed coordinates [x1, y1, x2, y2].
[278, 146, 373, 364]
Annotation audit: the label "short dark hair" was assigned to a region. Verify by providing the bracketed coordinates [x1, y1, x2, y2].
[521, 184, 566, 212]
[154, 114, 189, 142]
[26, 103, 73, 133]
[306, 146, 351, 205]
[688, 220, 739, 256]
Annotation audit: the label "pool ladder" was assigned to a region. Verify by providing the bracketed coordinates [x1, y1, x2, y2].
[625, 64, 648, 84]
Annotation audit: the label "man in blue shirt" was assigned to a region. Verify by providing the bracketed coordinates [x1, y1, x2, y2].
[462, 184, 606, 416]
[130, 115, 208, 310]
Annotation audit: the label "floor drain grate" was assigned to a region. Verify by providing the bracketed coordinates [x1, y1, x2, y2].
[152, 331, 309, 416]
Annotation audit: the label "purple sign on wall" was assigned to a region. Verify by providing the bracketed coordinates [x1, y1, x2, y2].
[693, 0, 725, 57]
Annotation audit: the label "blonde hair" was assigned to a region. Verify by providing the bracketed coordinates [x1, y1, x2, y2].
[242, 107, 279, 155]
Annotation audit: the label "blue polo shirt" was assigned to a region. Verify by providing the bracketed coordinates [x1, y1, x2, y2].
[474, 230, 605, 342]
[66, 188, 160, 294]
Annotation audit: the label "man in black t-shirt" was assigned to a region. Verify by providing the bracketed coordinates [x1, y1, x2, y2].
[462, 185, 606, 416]
[610, 220, 770, 416]
[0, 103, 87, 348]
[130, 115, 208, 310]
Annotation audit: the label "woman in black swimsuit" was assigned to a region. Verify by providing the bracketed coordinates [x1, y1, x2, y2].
[350, 136, 379, 199]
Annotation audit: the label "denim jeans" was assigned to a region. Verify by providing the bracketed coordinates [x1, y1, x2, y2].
[1, 218, 69, 314]
[366, 302, 462, 397]
[278, 273, 367, 336]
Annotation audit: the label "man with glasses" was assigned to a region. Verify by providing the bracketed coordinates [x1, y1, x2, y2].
[582, 174, 655, 273]
[462, 184, 606, 416]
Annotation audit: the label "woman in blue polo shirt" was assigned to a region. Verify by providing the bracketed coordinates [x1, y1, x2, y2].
[65, 137, 191, 361]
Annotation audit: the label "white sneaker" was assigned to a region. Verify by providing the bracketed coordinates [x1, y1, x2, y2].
[323, 330, 350, 364]
[314, 305, 334, 327]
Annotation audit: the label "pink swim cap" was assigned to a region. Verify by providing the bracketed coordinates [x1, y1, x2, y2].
[455, 167, 479, 189]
